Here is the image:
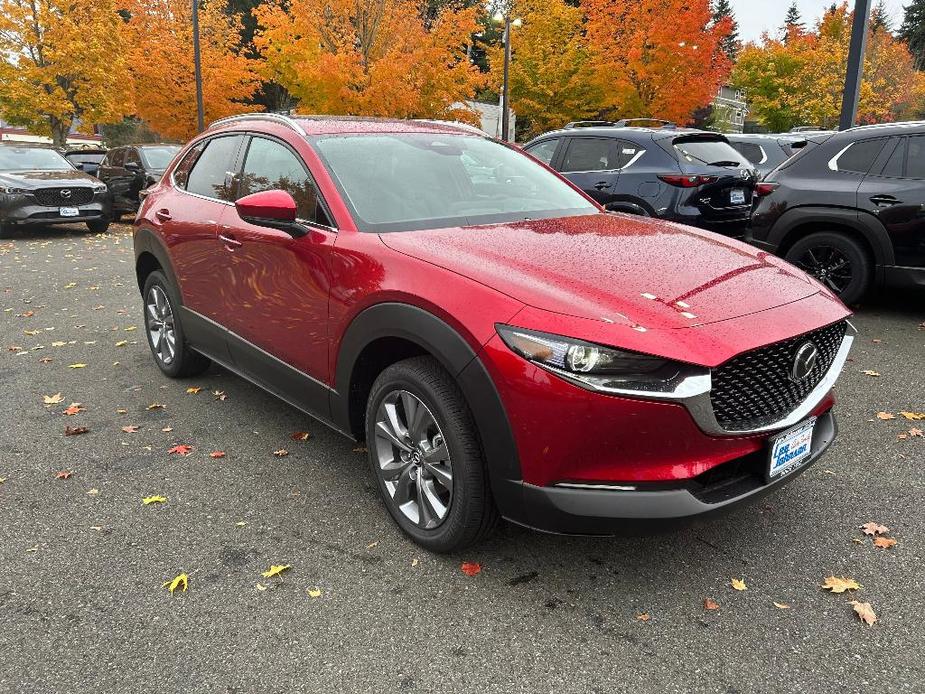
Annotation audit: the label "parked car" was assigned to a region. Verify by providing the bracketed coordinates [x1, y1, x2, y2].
[97, 144, 180, 219]
[724, 133, 817, 179]
[134, 114, 853, 552]
[0, 144, 110, 238]
[522, 123, 758, 236]
[63, 147, 108, 177]
[749, 121, 925, 304]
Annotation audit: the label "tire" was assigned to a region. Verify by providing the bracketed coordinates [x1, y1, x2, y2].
[365, 356, 499, 553]
[0, 222, 13, 239]
[141, 270, 210, 378]
[87, 219, 110, 233]
[784, 231, 872, 305]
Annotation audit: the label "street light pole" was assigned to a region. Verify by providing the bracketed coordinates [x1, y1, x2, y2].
[501, 15, 511, 142]
[192, 0, 205, 133]
[839, 0, 873, 131]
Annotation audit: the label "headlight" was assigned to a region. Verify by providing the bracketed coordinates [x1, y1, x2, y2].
[0, 186, 28, 194]
[92, 183, 107, 193]
[496, 324, 702, 396]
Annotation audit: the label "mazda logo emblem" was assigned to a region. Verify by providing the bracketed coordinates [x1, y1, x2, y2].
[60, 189, 72, 199]
[791, 342, 819, 383]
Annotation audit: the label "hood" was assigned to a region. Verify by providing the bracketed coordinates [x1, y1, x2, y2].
[0, 169, 100, 187]
[379, 213, 824, 331]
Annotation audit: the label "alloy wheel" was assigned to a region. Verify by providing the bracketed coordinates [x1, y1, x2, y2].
[373, 390, 453, 530]
[793, 245, 853, 295]
[146, 285, 177, 366]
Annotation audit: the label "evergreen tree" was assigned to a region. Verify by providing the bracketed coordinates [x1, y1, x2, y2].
[870, 1, 893, 34]
[712, 0, 739, 60]
[782, 1, 804, 41]
[899, 0, 925, 69]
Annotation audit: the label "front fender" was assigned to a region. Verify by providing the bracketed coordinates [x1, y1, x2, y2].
[769, 206, 894, 266]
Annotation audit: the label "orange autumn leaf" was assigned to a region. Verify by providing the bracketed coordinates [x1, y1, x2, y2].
[209, 451, 226, 459]
[873, 536, 897, 549]
[822, 576, 861, 593]
[167, 444, 193, 456]
[860, 522, 890, 536]
[55, 470, 72, 480]
[64, 426, 89, 436]
[703, 598, 720, 610]
[460, 562, 481, 576]
[62, 403, 84, 416]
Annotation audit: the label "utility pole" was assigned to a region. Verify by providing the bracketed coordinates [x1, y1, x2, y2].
[839, 0, 873, 130]
[501, 15, 511, 142]
[192, 0, 205, 133]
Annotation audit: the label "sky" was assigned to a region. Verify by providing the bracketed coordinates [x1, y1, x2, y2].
[730, 0, 907, 43]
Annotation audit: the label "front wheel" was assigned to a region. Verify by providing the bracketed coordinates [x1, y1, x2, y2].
[142, 270, 210, 378]
[784, 231, 871, 305]
[365, 356, 499, 553]
[87, 219, 110, 233]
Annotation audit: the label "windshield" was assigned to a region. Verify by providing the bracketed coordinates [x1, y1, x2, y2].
[140, 145, 180, 170]
[0, 147, 74, 172]
[672, 138, 743, 168]
[312, 134, 597, 232]
[66, 152, 106, 164]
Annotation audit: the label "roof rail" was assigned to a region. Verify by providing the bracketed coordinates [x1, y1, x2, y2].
[412, 119, 487, 136]
[563, 120, 616, 129]
[613, 118, 676, 129]
[208, 112, 307, 136]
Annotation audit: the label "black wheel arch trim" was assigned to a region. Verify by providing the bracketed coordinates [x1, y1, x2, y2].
[767, 206, 894, 266]
[605, 200, 653, 217]
[331, 302, 523, 511]
[133, 225, 182, 296]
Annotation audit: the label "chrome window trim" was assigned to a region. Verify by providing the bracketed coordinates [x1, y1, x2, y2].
[560, 149, 646, 175]
[529, 324, 855, 437]
[757, 145, 768, 165]
[828, 143, 854, 171]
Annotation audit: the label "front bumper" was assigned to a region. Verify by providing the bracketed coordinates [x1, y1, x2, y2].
[500, 410, 836, 535]
[0, 196, 109, 226]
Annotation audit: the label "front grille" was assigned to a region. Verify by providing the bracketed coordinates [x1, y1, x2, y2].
[32, 187, 94, 206]
[710, 321, 847, 431]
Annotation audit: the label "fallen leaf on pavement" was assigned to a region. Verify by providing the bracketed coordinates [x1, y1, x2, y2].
[290, 431, 311, 441]
[461, 562, 482, 576]
[255, 583, 267, 591]
[146, 403, 165, 411]
[850, 601, 877, 627]
[352, 446, 368, 453]
[704, 598, 720, 610]
[43, 392, 64, 405]
[822, 576, 861, 593]
[68, 363, 87, 369]
[899, 411, 925, 420]
[862, 370, 880, 377]
[876, 412, 895, 420]
[411, 557, 419, 567]
[142, 495, 167, 505]
[860, 522, 889, 536]
[213, 390, 227, 401]
[635, 613, 651, 622]
[186, 387, 202, 394]
[64, 426, 89, 436]
[873, 536, 897, 549]
[167, 444, 192, 456]
[162, 573, 188, 594]
[307, 588, 322, 598]
[0, 477, 7, 484]
[731, 578, 747, 591]
[909, 428, 923, 438]
[261, 564, 291, 579]
[773, 602, 791, 609]
[366, 541, 379, 549]
[55, 470, 72, 480]
[209, 451, 226, 459]
[161, 426, 173, 433]
[273, 449, 288, 457]
[87, 488, 99, 496]
[62, 403, 84, 416]
[115, 340, 128, 347]
[121, 425, 139, 433]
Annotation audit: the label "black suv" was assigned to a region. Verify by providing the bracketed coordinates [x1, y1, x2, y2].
[725, 133, 819, 179]
[0, 145, 110, 238]
[749, 122, 925, 304]
[96, 144, 180, 219]
[523, 122, 758, 236]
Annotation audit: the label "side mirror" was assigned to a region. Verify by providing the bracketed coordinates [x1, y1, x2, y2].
[235, 189, 306, 237]
[125, 161, 140, 172]
[74, 162, 86, 171]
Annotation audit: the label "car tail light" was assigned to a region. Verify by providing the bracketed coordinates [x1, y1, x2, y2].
[754, 182, 779, 197]
[658, 174, 718, 188]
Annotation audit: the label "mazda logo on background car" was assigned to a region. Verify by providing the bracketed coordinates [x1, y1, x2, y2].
[791, 342, 820, 383]
[59, 188, 71, 198]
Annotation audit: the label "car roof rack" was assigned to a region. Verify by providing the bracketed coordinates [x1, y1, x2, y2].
[412, 119, 487, 136]
[208, 112, 307, 136]
[613, 118, 677, 129]
[563, 120, 617, 129]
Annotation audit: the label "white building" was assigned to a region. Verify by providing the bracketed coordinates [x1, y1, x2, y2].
[711, 86, 748, 133]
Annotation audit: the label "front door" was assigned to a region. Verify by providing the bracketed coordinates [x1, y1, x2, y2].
[219, 134, 337, 413]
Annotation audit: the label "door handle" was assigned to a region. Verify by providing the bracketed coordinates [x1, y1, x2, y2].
[870, 195, 900, 207]
[219, 233, 242, 250]
[155, 208, 171, 221]
[593, 181, 612, 190]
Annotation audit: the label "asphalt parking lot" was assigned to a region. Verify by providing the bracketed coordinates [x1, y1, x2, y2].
[1, 223, 923, 693]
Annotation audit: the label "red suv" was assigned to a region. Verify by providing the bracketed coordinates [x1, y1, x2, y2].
[134, 114, 854, 552]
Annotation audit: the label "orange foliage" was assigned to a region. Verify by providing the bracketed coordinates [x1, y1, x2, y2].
[582, 0, 733, 124]
[119, 0, 260, 141]
[253, 0, 485, 123]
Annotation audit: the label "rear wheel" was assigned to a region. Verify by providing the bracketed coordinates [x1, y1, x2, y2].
[784, 231, 871, 305]
[365, 356, 499, 553]
[87, 219, 110, 233]
[142, 270, 210, 378]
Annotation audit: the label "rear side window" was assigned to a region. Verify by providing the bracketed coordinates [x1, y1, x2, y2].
[613, 140, 644, 168]
[905, 136, 925, 179]
[108, 149, 126, 167]
[672, 138, 743, 167]
[830, 139, 885, 174]
[239, 136, 328, 225]
[185, 135, 243, 201]
[880, 139, 906, 178]
[526, 139, 559, 165]
[125, 148, 142, 167]
[729, 142, 765, 165]
[561, 138, 613, 172]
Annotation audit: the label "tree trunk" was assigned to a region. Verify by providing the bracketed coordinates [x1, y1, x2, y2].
[49, 117, 70, 147]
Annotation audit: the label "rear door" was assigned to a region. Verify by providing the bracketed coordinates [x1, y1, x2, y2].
[557, 137, 620, 206]
[858, 136, 925, 268]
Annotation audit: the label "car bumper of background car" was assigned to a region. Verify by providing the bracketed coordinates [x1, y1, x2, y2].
[0, 198, 109, 225]
[481, 333, 842, 535]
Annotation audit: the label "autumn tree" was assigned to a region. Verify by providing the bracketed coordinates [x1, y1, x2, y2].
[733, 3, 925, 131]
[899, 0, 925, 69]
[712, 0, 739, 61]
[119, 0, 260, 141]
[252, 0, 485, 123]
[487, 0, 604, 138]
[0, 0, 132, 146]
[583, 0, 733, 125]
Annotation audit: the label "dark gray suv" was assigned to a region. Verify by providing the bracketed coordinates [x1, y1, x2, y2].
[0, 145, 110, 238]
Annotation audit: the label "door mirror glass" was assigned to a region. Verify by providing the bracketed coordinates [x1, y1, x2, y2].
[235, 189, 305, 236]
